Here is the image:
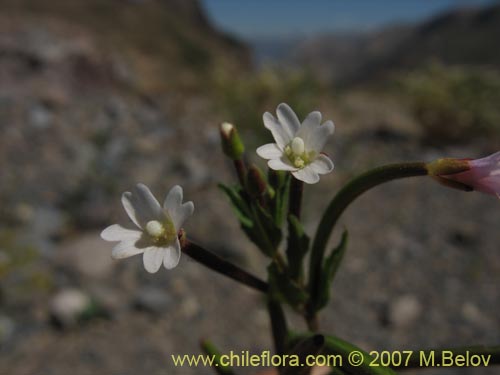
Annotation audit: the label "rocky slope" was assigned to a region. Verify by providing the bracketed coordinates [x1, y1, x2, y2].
[294, 3, 500, 84]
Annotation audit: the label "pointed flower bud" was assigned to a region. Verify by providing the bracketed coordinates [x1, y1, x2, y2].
[246, 164, 267, 197]
[429, 152, 500, 197]
[220, 122, 245, 160]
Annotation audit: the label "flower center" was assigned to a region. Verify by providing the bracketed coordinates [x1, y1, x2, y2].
[291, 137, 305, 155]
[145, 219, 176, 245]
[284, 137, 315, 169]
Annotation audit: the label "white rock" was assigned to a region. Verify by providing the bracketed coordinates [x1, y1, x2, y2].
[57, 232, 115, 279]
[389, 295, 422, 328]
[50, 288, 91, 327]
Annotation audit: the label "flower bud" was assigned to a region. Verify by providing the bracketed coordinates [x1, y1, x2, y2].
[220, 122, 245, 160]
[246, 164, 267, 197]
[435, 152, 500, 197]
[426, 158, 471, 176]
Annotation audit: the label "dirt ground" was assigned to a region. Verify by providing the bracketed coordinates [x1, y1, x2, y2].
[0, 91, 499, 375]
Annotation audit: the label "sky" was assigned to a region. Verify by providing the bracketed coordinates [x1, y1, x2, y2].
[201, 0, 497, 39]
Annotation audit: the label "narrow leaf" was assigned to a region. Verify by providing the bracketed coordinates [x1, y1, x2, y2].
[268, 263, 308, 309]
[218, 183, 253, 227]
[315, 230, 348, 311]
[271, 172, 291, 226]
[252, 202, 283, 249]
[286, 214, 310, 281]
[200, 339, 235, 375]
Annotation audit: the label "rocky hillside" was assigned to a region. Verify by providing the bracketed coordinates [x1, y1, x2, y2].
[0, 0, 250, 93]
[0, 0, 251, 225]
[294, 3, 500, 84]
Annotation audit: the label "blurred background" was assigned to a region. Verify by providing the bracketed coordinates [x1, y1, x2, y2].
[0, 0, 499, 374]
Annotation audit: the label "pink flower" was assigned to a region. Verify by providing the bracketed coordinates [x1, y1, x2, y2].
[444, 152, 500, 197]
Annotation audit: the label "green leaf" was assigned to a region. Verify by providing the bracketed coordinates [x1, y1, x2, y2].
[268, 263, 308, 309]
[288, 333, 397, 375]
[315, 230, 348, 311]
[286, 214, 310, 281]
[322, 334, 397, 375]
[240, 222, 272, 256]
[219, 183, 269, 254]
[271, 172, 291, 227]
[252, 202, 282, 249]
[218, 183, 253, 227]
[200, 339, 235, 375]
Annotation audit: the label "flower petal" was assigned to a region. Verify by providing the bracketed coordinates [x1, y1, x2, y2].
[310, 154, 334, 175]
[305, 120, 335, 153]
[256, 143, 283, 159]
[268, 158, 297, 171]
[263, 112, 292, 148]
[121, 184, 162, 229]
[474, 176, 500, 196]
[121, 192, 143, 229]
[134, 183, 162, 219]
[172, 202, 194, 230]
[276, 103, 300, 137]
[163, 238, 181, 270]
[292, 166, 320, 184]
[297, 110, 322, 139]
[163, 185, 194, 229]
[101, 224, 142, 242]
[470, 151, 500, 177]
[164, 185, 183, 211]
[111, 240, 144, 259]
[143, 247, 166, 273]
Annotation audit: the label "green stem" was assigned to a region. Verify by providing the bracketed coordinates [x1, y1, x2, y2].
[307, 162, 428, 318]
[234, 159, 246, 187]
[267, 298, 288, 357]
[289, 176, 304, 219]
[181, 239, 268, 293]
[393, 346, 500, 370]
[286, 177, 306, 283]
[282, 334, 325, 375]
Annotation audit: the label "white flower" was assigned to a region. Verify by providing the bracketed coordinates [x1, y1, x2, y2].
[101, 184, 194, 273]
[257, 103, 335, 184]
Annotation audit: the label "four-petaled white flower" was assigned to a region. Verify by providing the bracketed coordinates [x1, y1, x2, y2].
[101, 184, 194, 273]
[257, 103, 335, 184]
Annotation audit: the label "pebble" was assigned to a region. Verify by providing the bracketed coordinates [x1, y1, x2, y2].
[57, 233, 115, 279]
[389, 295, 422, 328]
[133, 287, 172, 314]
[49, 288, 91, 327]
[0, 315, 15, 343]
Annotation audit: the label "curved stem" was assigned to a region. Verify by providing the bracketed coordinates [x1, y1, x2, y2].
[307, 162, 429, 316]
[182, 239, 268, 293]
